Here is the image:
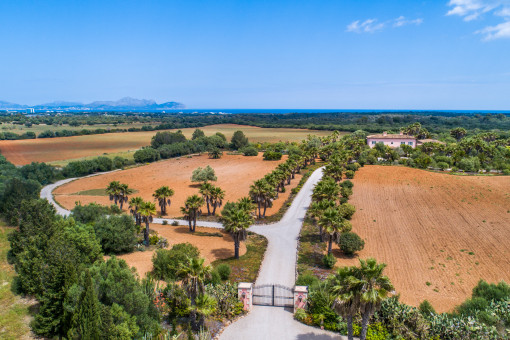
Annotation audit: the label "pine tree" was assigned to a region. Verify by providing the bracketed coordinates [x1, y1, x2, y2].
[77, 270, 102, 340]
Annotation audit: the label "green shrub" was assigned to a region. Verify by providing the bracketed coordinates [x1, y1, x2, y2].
[263, 150, 283, 160]
[208, 270, 222, 285]
[296, 273, 319, 287]
[345, 170, 355, 179]
[472, 280, 510, 302]
[241, 146, 258, 156]
[162, 220, 168, 225]
[338, 232, 364, 255]
[149, 234, 159, 245]
[340, 180, 353, 189]
[419, 300, 436, 315]
[171, 220, 179, 226]
[134, 147, 160, 163]
[455, 297, 489, 316]
[152, 243, 200, 280]
[216, 264, 232, 280]
[437, 162, 449, 170]
[345, 163, 360, 171]
[94, 215, 137, 254]
[294, 308, 307, 322]
[72, 203, 110, 224]
[322, 253, 336, 269]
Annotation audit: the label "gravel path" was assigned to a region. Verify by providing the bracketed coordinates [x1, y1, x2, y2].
[42, 167, 346, 339]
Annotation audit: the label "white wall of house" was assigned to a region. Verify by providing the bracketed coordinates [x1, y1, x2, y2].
[367, 138, 416, 148]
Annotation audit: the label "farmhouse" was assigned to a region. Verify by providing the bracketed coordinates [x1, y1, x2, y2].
[366, 132, 416, 148]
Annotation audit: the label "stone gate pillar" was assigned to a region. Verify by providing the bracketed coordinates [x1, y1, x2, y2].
[294, 286, 308, 313]
[238, 282, 253, 311]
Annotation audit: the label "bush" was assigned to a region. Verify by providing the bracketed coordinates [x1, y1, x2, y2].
[263, 150, 282, 160]
[322, 253, 336, 269]
[94, 215, 137, 254]
[340, 180, 353, 189]
[216, 264, 231, 280]
[162, 220, 168, 225]
[171, 220, 179, 226]
[191, 165, 217, 183]
[294, 308, 307, 322]
[152, 243, 200, 280]
[134, 147, 160, 163]
[345, 170, 355, 179]
[296, 273, 319, 287]
[338, 232, 364, 255]
[208, 270, 222, 285]
[72, 203, 110, 224]
[458, 157, 481, 172]
[339, 203, 356, 220]
[472, 279, 510, 302]
[437, 162, 449, 170]
[419, 300, 436, 315]
[241, 146, 258, 156]
[230, 130, 249, 150]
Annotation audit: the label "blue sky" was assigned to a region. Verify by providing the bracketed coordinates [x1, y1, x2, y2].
[0, 0, 509, 109]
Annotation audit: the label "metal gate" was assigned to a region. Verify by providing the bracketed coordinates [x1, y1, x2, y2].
[252, 284, 294, 307]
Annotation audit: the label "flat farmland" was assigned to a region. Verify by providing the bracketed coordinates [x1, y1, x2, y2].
[334, 165, 510, 312]
[54, 153, 302, 217]
[0, 124, 333, 165]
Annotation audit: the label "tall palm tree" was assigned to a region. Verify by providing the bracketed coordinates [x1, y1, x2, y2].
[236, 197, 256, 215]
[209, 186, 225, 215]
[330, 265, 360, 340]
[221, 203, 254, 259]
[318, 207, 348, 255]
[249, 179, 275, 218]
[181, 194, 205, 232]
[118, 183, 133, 210]
[312, 176, 340, 202]
[324, 163, 344, 182]
[177, 257, 213, 330]
[199, 183, 213, 215]
[309, 200, 336, 241]
[139, 201, 156, 246]
[178, 257, 212, 304]
[356, 258, 394, 340]
[128, 196, 144, 226]
[153, 186, 174, 215]
[106, 181, 122, 206]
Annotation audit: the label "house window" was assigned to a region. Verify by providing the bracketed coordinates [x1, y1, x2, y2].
[371, 141, 375, 145]
[391, 142, 394, 145]
[401, 142, 405, 145]
[408, 142, 413, 145]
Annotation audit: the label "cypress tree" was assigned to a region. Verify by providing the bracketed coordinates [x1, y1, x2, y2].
[77, 270, 102, 340]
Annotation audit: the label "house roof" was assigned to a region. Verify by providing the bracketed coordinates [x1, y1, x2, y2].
[366, 133, 416, 140]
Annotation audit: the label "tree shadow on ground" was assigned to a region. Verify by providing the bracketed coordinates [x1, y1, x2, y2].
[332, 248, 359, 261]
[211, 247, 235, 258]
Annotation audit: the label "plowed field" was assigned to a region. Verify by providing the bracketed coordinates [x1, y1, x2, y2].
[54, 153, 301, 217]
[334, 165, 510, 312]
[0, 124, 332, 165]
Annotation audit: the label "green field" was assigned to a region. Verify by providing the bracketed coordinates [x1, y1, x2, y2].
[0, 122, 155, 135]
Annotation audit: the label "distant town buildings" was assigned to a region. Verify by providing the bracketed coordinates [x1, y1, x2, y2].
[26, 108, 35, 114]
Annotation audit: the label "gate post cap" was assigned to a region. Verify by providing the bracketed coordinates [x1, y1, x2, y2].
[238, 282, 253, 289]
[294, 286, 308, 293]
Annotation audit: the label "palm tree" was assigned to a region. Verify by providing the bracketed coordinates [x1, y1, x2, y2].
[178, 257, 212, 305]
[309, 200, 336, 241]
[221, 202, 254, 259]
[312, 176, 340, 202]
[178, 257, 213, 330]
[153, 186, 175, 215]
[318, 207, 348, 255]
[128, 196, 144, 226]
[249, 179, 275, 218]
[209, 186, 225, 215]
[331, 259, 394, 340]
[118, 184, 133, 209]
[190, 294, 217, 330]
[139, 201, 156, 246]
[236, 197, 256, 215]
[324, 163, 344, 182]
[181, 195, 204, 232]
[330, 265, 361, 340]
[106, 181, 122, 206]
[199, 183, 213, 215]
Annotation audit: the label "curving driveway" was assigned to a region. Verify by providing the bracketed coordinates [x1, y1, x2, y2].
[41, 167, 345, 339]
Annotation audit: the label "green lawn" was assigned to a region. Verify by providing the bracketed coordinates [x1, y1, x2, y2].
[0, 222, 34, 339]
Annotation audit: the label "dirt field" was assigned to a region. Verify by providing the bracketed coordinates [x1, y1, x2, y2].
[114, 224, 246, 278]
[0, 124, 332, 165]
[54, 153, 301, 217]
[334, 165, 510, 312]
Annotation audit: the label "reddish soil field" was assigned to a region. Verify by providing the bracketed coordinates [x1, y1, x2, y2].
[113, 225, 246, 278]
[54, 153, 301, 217]
[0, 124, 332, 165]
[334, 165, 510, 312]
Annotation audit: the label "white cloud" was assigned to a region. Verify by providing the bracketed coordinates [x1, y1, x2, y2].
[346, 16, 423, 33]
[476, 20, 510, 39]
[393, 16, 424, 27]
[447, 0, 510, 40]
[346, 19, 385, 33]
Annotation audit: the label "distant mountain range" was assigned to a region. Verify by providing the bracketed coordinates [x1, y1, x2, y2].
[0, 97, 185, 112]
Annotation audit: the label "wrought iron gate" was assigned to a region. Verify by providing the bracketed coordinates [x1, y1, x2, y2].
[252, 284, 294, 307]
